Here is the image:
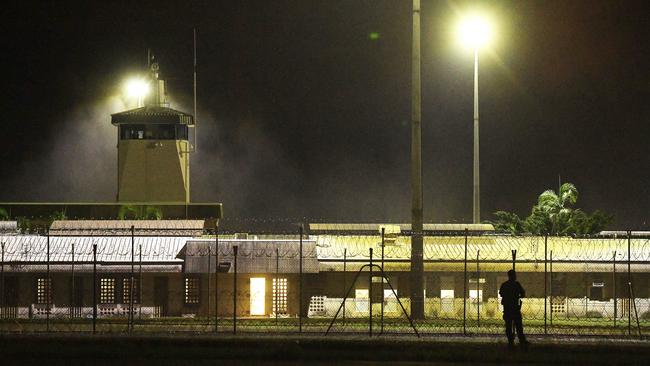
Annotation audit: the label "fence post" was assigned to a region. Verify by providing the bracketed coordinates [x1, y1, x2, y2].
[299, 225, 303, 333]
[343, 248, 347, 322]
[275, 247, 279, 328]
[46, 229, 50, 332]
[71, 243, 75, 320]
[1, 242, 4, 319]
[139, 243, 142, 321]
[380, 227, 385, 334]
[463, 228, 468, 336]
[627, 230, 631, 336]
[233, 245, 238, 335]
[544, 234, 548, 334]
[476, 250, 480, 330]
[92, 243, 97, 334]
[207, 234, 211, 326]
[550, 250, 553, 325]
[369, 247, 373, 337]
[130, 225, 134, 333]
[613, 250, 616, 327]
[215, 224, 219, 333]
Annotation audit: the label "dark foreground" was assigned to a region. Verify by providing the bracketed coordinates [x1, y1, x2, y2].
[1, 334, 649, 365]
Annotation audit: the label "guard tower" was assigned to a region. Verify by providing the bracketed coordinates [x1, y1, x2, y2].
[111, 62, 193, 203]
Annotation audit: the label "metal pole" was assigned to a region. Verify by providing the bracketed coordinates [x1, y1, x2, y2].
[627, 230, 631, 336]
[343, 248, 347, 322]
[233, 245, 238, 335]
[71, 243, 75, 320]
[299, 225, 303, 333]
[381, 227, 385, 334]
[139, 243, 142, 321]
[410, 0, 424, 320]
[544, 235, 547, 334]
[46, 229, 50, 332]
[275, 247, 279, 328]
[550, 250, 553, 325]
[215, 225, 219, 332]
[207, 236, 211, 324]
[92, 243, 97, 334]
[0, 242, 4, 319]
[473, 48, 480, 224]
[476, 250, 480, 329]
[369, 248, 373, 337]
[613, 251, 617, 327]
[130, 226, 134, 333]
[463, 229, 468, 335]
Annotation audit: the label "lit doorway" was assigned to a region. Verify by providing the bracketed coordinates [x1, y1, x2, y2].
[250, 278, 266, 316]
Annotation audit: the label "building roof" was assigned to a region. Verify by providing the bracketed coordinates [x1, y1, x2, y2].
[49, 220, 205, 236]
[0, 235, 190, 264]
[308, 223, 494, 235]
[111, 106, 194, 125]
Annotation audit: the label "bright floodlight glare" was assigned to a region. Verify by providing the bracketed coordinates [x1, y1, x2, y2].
[457, 15, 493, 49]
[125, 78, 150, 99]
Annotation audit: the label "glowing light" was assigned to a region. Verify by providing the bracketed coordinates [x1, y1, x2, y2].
[250, 277, 266, 315]
[457, 14, 493, 49]
[124, 78, 150, 104]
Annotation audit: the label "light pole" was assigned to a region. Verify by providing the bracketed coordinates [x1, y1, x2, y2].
[457, 15, 493, 224]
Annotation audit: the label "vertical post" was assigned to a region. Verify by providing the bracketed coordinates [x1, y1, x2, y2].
[627, 230, 631, 336]
[207, 236, 211, 324]
[472, 48, 480, 224]
[214, 225, 219, 332]
[275, 247, 279, 328]
[233, 245, 238, 335]
[463, 229, 468, 335]
[71, 243, 75, 319]
[476, 250, 480, 329]
[139, 243, 142, 321]
[544, 234, 548, 334]
[46, 229, 50, 332]
[381, 227, 385, 334]
[214, 224, 219, 333]
[410, 0, 424, 321]
[130, 225, 134, 333]
[550, 250, 553, 325]
[369, 247, 373, 337]
[343, 248, 347, 322]
[92, 243, 97, 334]
[1, 242, 4, 319]
[299, 225, 303, 333]
[613, 251, 617, 327]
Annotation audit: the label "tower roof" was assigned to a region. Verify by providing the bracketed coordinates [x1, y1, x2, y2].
[111, 105, 194, 125]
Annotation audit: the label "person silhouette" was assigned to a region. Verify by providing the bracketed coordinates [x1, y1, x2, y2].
[499, 270, 530, 349]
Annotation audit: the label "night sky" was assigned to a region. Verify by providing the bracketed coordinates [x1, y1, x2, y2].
[2, 1, 649, 228]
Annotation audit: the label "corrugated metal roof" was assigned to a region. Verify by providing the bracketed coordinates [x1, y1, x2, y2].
[181, 239, 319, 274]
[111, 106, 194, 125]
[309, 223, 494, 233]
[49, 220, 204, 236]
[0, 235, 190, 263]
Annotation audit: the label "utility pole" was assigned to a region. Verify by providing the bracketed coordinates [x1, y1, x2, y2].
[410, 0, 424, 320]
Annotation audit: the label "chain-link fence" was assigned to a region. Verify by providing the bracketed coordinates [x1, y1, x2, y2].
[1, 224, 648, 337]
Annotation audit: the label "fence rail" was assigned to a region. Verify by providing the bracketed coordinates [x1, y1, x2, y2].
[0, 227, 648, 337]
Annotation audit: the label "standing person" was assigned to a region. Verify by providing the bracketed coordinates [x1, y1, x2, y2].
[499, 270, 530, 349]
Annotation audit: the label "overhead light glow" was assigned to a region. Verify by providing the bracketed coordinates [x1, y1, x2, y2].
[457, 14, 493, 49]
[124, 78, 150, 99]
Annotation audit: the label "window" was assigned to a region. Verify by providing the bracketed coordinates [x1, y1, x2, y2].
[123, 278, 140, 304]
[272, 278, 288, 315]
[184, 277, 200, 304]
[250, 278, 266, 316]
[120, 124, 188, 140]
[100, 278, 116, 304]
[36, 278, 52, 305]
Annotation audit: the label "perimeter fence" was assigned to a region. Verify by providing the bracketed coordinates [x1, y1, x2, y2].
[0, 224, 649, 338]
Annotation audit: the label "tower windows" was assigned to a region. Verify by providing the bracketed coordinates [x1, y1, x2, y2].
[120, 124, 188, 140]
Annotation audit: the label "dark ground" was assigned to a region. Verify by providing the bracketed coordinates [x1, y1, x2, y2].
[1, 334, 649, 365]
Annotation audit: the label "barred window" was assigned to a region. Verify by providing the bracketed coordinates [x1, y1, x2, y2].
[123, 278, 140, 304]
[272, 278, 288, 314]
[36, 278, 52, 304]
[100, 278, 116, 304]
[184, 277, 200, 304]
